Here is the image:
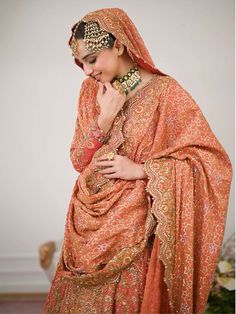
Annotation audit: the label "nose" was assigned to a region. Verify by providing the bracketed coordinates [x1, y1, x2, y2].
[83, 64, 93, 76]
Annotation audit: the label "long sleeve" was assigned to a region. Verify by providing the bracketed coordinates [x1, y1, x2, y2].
[70, 78, 109, 173]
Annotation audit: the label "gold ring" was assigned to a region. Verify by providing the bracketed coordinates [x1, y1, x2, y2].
[111, 80, 126, 96]
[105, 152, 115, 161]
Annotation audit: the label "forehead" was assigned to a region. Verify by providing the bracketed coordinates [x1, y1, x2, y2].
[74, 39, 90, 59]
[73, 39, 113, 63]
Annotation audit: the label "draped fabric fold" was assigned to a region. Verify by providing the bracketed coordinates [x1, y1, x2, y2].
[142, 77, 232, 313]
[45, 8, 232, 314]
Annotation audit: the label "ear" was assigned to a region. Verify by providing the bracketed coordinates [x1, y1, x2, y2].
[114, 39, 125, 56]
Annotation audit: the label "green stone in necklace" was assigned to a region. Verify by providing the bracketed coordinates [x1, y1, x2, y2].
[113, 65, 142, 95]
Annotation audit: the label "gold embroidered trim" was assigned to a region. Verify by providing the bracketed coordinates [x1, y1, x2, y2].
[144, 157, 175, 312]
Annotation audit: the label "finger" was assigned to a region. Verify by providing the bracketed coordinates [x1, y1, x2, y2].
[95, 155, 117, 162]
[94, 160, 114, 167]
[98, 167, 116, 174]
[104, 173, 120, 179]
[97, 82, 104, 97]
[104, 82, 113, 91]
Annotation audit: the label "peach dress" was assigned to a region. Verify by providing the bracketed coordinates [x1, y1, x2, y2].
[44, 8, 232, 314]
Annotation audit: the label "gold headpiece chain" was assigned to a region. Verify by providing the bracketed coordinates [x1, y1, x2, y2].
[70, 21, 111, 57]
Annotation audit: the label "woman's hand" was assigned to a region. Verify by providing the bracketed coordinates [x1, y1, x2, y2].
[97, 82, 126, 122]
[94, 154, 147, 180]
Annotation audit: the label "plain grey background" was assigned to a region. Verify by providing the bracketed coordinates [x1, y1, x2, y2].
[0, 0, 234, 292]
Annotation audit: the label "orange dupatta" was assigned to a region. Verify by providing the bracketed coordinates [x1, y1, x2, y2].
[45, 8, 232, 314]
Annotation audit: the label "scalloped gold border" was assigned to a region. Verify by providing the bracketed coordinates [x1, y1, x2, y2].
[144, 157, 175, 312]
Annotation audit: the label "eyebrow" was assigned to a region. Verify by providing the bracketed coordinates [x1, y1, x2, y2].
[81, 52, 96, 60]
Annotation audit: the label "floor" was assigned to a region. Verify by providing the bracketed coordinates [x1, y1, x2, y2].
[0, 294, 46, 314]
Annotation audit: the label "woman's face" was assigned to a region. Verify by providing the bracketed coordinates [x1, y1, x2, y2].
[74, 39, 121, 83]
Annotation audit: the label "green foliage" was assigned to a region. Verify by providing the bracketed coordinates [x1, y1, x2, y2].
[205, 288, 235, 314]
[204, 234, 235, 314]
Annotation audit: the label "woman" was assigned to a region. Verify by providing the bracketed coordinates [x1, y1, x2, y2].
[44, 8, 232, 314]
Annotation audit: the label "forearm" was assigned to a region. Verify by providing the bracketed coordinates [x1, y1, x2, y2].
[80, 118, 110, 161]
[70, 116, 111, 172]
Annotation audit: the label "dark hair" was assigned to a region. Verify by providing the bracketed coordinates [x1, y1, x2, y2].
[73, 21, 116, 49]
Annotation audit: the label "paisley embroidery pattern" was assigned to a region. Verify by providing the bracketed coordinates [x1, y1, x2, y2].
[45, 8, 232, 314]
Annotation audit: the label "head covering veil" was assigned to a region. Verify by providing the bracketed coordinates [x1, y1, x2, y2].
[68, 7, 166, 76]
[44, 8, 232, 314]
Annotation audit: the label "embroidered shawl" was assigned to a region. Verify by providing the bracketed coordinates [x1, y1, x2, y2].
[45, 8, 232, 314]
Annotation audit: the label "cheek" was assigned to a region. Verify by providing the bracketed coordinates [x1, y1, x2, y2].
[97, 52, 117, 72]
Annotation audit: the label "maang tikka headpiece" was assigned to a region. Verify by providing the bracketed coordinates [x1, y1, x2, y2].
[70, 20, 111, 57]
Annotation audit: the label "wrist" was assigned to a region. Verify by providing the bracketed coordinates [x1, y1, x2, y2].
[97, 115, 114, 133]
[91, 118, 109, 143]
[135, 163, 148, 179]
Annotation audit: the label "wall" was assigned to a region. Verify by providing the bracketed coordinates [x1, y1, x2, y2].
[0, 0, 234, 293]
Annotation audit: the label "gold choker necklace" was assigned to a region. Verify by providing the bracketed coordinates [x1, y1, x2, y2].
[111, 66, 142, 95]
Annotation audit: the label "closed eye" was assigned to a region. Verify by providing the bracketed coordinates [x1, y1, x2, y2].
[88, 57, 97, 64]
